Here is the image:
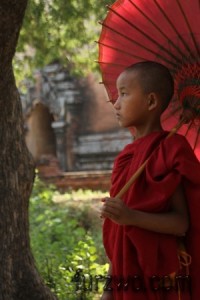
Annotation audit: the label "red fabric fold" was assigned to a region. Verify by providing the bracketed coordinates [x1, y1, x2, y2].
[103, 131, 200, 300]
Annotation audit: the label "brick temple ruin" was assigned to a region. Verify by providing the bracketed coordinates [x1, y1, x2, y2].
[21, 63, 132, 190]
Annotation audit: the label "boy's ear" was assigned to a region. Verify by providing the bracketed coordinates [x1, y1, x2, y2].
[147, 93, 159, 111]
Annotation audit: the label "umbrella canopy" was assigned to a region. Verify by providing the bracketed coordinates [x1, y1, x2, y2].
[98, 0, 200, 159]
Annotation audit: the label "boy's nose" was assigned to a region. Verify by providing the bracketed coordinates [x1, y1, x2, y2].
[113, 97, 121, 109]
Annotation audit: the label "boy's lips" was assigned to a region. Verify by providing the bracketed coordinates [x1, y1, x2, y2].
[116, 113, 121, 119]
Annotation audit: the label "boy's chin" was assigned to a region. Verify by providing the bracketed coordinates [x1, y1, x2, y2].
[128, 126, 136, 136]
[118, 123, 136, 135]
[118, 120, 132, 128]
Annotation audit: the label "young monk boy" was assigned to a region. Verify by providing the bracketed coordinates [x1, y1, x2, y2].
[100, 61, 200, 300]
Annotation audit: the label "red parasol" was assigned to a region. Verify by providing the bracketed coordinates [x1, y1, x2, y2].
[98, 0, 200, 162]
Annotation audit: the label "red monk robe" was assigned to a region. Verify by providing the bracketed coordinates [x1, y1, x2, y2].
[103, 131, 200, 300]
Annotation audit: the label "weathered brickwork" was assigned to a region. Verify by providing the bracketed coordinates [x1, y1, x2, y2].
[21, 63, 132, 188]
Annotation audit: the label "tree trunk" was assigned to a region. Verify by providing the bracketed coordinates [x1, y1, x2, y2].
[0, 1, 57, 299]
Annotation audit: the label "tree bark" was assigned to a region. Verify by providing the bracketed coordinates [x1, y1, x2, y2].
[0, 1, 57, 299]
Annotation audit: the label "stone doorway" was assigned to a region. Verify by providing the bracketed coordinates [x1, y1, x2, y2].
[25, 102, 56, 161]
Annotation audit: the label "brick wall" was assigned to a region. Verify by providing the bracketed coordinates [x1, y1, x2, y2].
[22, 64, 133, 174]
[39, 170, 112, 192]
[79, 73, 119, 133]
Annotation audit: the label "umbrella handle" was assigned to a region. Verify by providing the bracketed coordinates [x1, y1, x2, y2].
[116, 159, 148, 198]
[115, 119, 184, 199]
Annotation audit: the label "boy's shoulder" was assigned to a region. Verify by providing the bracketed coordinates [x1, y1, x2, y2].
[118, 131, 199, 164]
[163, 132, 195, 153]
[161, 132, 199, 166]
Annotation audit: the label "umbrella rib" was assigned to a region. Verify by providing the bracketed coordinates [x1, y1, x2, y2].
[97, 41, 150, 63]
[184, 121, 193, 138]
[97, 61, 126, 67]
[176, 0, 200, 56]
[193, 126, 200, 150]
[107, 5, 182, 64]
[99, 22, 177, 68]
[128, 0, 187, 61]
[154, 0, 195, 59]
[161, 105, 181, 122]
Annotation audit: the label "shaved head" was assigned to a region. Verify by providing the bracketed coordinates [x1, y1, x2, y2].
[125, 61, 174, 111]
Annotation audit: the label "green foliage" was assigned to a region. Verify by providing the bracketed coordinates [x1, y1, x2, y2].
[14, 0, 114, 81]
[30, 176, 109, 299]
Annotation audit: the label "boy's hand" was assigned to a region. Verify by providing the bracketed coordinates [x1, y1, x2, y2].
[101, 197, 133, 225]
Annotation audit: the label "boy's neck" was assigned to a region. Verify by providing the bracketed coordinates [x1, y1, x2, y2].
[134, 122, 163, 140]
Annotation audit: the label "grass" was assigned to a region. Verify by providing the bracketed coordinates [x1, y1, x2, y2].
[29, 176, 109, 299]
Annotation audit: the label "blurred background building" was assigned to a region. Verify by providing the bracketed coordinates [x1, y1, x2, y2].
[21, 63, 132, 189]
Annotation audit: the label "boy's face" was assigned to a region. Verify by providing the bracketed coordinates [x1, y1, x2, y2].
[115, 70, 149, 128]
